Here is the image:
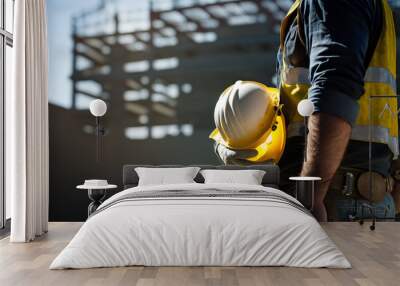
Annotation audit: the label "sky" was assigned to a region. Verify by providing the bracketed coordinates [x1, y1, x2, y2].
[47, 0, 150, 108]
[47, 0, 98, 108]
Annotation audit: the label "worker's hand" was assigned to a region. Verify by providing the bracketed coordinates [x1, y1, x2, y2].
[214, 143, 258, 166]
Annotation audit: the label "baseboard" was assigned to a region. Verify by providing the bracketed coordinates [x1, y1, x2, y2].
[0, 218, 11, 239]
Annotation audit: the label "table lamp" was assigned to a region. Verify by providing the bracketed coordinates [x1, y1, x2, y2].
[89, 99, 107, 162]
[297, 99, 315, 162]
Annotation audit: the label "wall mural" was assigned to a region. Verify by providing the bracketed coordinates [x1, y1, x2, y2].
[48, 0, 400, 221]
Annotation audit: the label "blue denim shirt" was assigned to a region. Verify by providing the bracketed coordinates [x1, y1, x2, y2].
[279, 0, 383, 125]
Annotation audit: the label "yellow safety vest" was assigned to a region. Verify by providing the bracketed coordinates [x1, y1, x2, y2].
[280, 0, 398, 157]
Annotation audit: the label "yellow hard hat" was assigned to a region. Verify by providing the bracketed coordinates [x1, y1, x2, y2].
[210, 80, 286, 163]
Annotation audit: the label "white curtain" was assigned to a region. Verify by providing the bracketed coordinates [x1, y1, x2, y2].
[8, 0, 49, 242]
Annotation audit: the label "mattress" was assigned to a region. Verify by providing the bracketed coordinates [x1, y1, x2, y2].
[50, 183, 351, 269]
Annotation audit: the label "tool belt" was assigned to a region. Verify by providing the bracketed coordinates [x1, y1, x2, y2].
[330, 167, 394, 203]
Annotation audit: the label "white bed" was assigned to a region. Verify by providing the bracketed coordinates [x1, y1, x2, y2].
[50, 182, 351, 269]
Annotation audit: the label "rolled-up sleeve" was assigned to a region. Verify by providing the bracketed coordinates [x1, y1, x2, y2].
[300, 0, 375, 125]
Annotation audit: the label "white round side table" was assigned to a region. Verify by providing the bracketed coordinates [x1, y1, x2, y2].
[77, 184, 117, 217]
[289, 177, 321, 211]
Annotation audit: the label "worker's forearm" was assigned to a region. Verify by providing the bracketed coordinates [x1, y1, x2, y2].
[301, 113, 352, 196]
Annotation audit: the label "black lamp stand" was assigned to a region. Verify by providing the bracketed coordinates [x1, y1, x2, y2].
[304, 116, 308, 162]
[95, 116, 105, 162]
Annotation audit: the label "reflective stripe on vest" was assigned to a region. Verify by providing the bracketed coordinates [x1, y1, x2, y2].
[282, 66, 397, 94]
[365, 67, 397, 93]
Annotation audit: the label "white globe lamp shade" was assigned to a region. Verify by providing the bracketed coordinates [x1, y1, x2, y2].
[297, 99, 315, 117]
[89, 99, 107, 117]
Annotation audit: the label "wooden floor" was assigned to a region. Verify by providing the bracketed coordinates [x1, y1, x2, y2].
[0, 222, 399, 286]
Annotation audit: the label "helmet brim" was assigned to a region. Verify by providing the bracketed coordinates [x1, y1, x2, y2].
[210, 114, 286, 163]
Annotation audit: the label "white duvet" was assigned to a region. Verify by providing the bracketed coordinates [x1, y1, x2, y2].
[50, 183, 351, 269]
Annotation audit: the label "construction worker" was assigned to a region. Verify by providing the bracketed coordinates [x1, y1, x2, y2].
[211, 0, 399, 222]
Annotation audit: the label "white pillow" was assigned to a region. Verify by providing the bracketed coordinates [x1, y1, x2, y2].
[200, 169, 266, 185]
[135, 167, 200, 186]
